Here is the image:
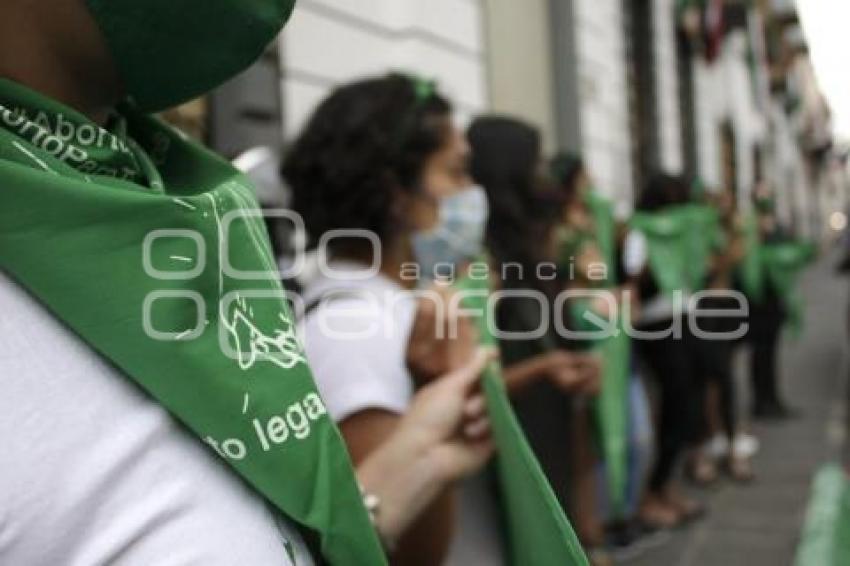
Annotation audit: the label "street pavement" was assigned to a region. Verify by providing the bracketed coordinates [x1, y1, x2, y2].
[625, 249, 849, 566]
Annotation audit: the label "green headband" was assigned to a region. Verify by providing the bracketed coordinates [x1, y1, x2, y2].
[389, 72, 440, 151]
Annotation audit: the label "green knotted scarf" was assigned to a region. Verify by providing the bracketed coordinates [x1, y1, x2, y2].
[761, 240, 816, 335]
[558, 191, 628, 517]
[737, 212, 815, 334]
[0, 79, 385, 565]
[455, 269, 589, 566]
[586, 192, 629, 517]
[630, 203, 721, 296]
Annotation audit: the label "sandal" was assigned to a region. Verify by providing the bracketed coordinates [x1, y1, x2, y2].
[725, 455, 756, 483]
[686, 452, 719, 487]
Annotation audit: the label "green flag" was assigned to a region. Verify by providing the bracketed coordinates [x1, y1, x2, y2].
[582, 191, 629, 516]
[739, 211, 765, 302]
[455, 272, 589, 566]
[682, 203, 724, 291]
[629, 205, 692, 297]
[761, 240, 816, 334]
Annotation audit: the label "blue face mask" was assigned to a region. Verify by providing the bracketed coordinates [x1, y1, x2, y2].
[412, 185, 489, 280]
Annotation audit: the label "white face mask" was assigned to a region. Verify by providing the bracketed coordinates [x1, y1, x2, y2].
[411, 185, 489, 280]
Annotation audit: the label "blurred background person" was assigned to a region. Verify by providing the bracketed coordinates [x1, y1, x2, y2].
[468, 117, 606, 562]
[627, 173, 706, 529]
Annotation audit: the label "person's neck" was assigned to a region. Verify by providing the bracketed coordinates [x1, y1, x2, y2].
[0, 29, 118, 125]
[380, 238, 418, 290]
[335, 240, 417, 290]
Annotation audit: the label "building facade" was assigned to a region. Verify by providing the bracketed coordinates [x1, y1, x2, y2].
[202, 0, 843, 238]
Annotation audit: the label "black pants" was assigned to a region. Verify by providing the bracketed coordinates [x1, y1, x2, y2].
[748, 293, 786, 409]
[691, 295, 742, 439]
[635, 317, 700, 492]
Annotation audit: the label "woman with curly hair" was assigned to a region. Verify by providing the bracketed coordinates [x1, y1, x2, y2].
[283, 74, 503, 565]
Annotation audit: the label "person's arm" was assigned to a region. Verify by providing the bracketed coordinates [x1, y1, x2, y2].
[501, 350, 600, 395]
[342, 410, 455, 565]
[354, 349, 495, 562]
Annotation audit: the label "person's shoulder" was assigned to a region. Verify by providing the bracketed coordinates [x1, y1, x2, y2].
[0, 273, 313, 566]
[297, 273, 417, 421]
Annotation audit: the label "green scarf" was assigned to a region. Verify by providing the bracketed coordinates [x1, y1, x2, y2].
[455, 270, 589, 566]
[585, 191, 616, 280]
[738, 211, 815, 334]
[761, 240, 816, 334]
[683, 203, 724, 291]
[0, 79, 385, 565]
[739, 211, 765, 301]
[630, 204, 721, 295]
[629, 206, 691, 297]
[576, 191, 628, 517]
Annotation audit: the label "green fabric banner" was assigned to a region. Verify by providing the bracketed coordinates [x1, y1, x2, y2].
[585, 191, 616, 283]
[456, 273, 589, 566]
[0, 79, 386, 565]
[795, 464, 850, 566]
[739, 211, 765, 302]
[583, 192, 629, 516]
[761, 240, 816, 334]
[572, 299, 630, 518]
[629, 206, 692, 297]
[738, 209, 815, 334]
[630, 204, 721, 295]
[683, 204, 724, 291]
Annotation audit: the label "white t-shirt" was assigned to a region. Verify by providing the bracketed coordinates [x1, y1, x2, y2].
[0, 272, 313, 566]
[299, 262, 505, 566]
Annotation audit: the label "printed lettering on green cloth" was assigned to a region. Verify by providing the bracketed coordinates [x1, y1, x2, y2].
[455, 270, 589, 566]
[0, 79, 385, 565]
[794, 464, 850, 566]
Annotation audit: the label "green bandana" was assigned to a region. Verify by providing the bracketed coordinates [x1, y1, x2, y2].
[85, 0, 296, 112]
[761, 240, 816, 334]
[0, 79, 385, 565]
[630, 206, 692, 297]
[455, 268, 589, 566]
[572, 191, 629, 517]
[630, 204, 721, 296]
[739, 211, 765, 301]
[683, 203, 724, 291]
[585, 191, 616, 283]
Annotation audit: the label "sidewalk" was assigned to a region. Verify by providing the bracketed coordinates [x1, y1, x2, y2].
[625, 250, 849, 566]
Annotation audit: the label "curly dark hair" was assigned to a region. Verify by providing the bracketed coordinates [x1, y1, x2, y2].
[281, 74, 452, 253]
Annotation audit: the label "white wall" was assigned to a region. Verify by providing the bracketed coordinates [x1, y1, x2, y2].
[653, 0, 684, 174]
[279, 0, 488, 140]
[693, 30, 766, 206]
[573, 0, 634, 212]
[483, 0, 558, 152]
[693, 57, 723, 189]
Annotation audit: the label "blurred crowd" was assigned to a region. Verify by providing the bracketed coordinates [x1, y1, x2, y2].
[266, 73, 816, 565]
[0, 1, 827, 564]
